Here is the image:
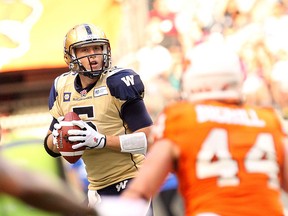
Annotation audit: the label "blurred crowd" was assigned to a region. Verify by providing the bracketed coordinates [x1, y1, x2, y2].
[118, 0, 288, 120]
[1, 0, 288, 215]
[124, 1, 288, 214]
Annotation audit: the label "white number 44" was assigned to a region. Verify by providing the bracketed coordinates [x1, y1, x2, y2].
[196, 128, 279, 188]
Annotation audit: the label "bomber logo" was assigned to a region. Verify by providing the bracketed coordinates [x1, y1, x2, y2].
[63, 92, 71, 102]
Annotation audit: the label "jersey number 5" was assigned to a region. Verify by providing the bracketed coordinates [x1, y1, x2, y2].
[196, 128, 279, 189]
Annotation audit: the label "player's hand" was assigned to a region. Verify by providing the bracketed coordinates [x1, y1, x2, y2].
[52, 116, 64, 146]
[68, 120, 106, 149]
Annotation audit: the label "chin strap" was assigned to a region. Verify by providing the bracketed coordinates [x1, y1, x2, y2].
[81, 71, 102, 79]
[79, 59, 104, 78]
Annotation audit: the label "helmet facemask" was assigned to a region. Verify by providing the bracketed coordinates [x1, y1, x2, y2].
[64, 24, 111, 78]
[69, 43, 111, 78]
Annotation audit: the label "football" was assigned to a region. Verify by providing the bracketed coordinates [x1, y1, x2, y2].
[57, 112, 85, 164]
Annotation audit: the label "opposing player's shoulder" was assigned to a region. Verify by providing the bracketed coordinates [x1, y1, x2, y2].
[251, 105, 277, 118]
[164, 100, 193, 115]
[245, 104, 285, 130]
[106, 67, 144, 100]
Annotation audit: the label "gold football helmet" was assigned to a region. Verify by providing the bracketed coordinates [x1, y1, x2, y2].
[63, 23, 111, 78]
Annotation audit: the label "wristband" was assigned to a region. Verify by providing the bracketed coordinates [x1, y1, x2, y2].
[119, 132, 147, 155]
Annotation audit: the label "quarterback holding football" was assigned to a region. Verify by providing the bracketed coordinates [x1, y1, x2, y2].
[43, 23, 153, 215]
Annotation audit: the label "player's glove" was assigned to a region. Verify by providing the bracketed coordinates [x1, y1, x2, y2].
[68, 120, 106, 150]
[52, 116, 64, 147]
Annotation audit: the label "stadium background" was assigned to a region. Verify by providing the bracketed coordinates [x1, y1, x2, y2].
[1, 0, 288, 215]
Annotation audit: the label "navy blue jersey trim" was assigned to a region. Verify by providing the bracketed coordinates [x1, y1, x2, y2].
[107, 69, 144, 101]
[48, 83, 58, 110]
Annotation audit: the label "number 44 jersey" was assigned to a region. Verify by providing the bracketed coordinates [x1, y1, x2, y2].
[154, 100, 287, 216]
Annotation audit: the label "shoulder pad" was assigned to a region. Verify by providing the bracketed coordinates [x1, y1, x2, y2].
[48, 71, 75, 109]
[106, 66, 124, 78]
[107, 68, 145, 100]
[54, 71, 75, 90]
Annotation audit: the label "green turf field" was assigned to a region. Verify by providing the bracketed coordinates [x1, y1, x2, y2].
[0, 134, 64, 216]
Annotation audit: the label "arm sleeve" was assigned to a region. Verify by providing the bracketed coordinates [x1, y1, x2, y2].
[121, 98, 153, 132]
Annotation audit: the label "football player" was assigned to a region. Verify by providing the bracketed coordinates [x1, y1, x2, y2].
[43, 23, 153, 214]
[98, 40, 288, 215]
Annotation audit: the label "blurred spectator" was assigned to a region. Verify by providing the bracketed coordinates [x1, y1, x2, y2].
[270, 60, 288, 119]
[156, 173, 183, 216]
[117, 17, 181, 119]
[242, 73, 273, 106]
[64, 158, 90, 203]
[149, 0, 180, 47]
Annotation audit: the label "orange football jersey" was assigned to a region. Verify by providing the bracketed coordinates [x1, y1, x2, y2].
[154, 100, 287, 216]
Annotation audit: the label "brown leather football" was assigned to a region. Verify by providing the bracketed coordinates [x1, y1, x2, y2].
[57, 112, 85, 164]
